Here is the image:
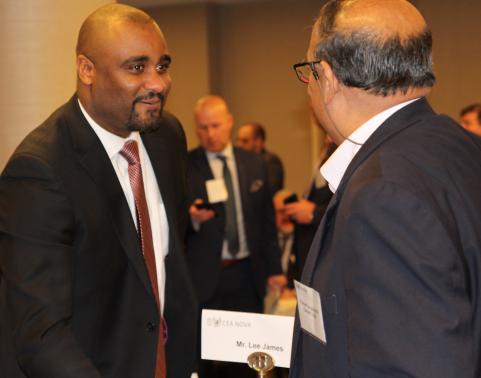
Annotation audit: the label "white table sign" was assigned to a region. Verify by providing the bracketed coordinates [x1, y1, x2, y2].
[201, 309, 294, 368]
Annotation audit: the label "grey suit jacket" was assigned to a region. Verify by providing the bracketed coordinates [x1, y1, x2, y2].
[290, 98, 481, 378]
[0, 96, 197, 378]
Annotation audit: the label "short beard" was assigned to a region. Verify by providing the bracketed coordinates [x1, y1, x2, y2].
[125, 91, 166, 133]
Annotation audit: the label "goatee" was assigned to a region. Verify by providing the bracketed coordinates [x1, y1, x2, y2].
[125, 91, 166, 133]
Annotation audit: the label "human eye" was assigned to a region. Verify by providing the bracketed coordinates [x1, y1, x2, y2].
[128, 63, 145, 73]
[156, 55, 172, 73]
[155, 61, 171, 73]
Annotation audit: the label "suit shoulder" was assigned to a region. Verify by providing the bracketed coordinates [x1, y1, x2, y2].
[234, 147, 264, 165]
[4, 101, 74, 171]
[158, 111, 186, 140]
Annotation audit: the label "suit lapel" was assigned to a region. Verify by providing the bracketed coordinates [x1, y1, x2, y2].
[193, 147, 214, 182]
[233, 148, 250, 215]
[66, 96, 154, 299]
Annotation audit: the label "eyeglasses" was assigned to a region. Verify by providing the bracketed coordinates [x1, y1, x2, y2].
[293, 60, 321, 83]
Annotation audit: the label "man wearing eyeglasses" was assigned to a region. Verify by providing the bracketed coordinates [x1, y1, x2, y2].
[290, 0, 481, 377]
[0, 4, 196, 378]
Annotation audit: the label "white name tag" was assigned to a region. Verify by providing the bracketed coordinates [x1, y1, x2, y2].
[201, 309, 294, 368]
[206, 178, 228, 203]
[294, 280, 327, 344]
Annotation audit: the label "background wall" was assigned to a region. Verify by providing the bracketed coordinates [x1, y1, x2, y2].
[0, 0, 111, 169]
[137, 0, 481, 195]
[2, 0, 481, 195]
[416, 0, 481, 117]
[142, 0, 322, 195]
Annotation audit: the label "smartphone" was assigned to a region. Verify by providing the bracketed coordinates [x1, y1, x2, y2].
[195, 202, 214, 211]
[283, 193, 298, 204]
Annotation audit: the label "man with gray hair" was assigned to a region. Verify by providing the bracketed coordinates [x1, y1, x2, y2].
[290, 0, 481, 376]
[0, 4, 196, 378]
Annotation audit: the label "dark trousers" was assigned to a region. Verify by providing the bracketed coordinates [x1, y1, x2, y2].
[198, 258, 262, 378]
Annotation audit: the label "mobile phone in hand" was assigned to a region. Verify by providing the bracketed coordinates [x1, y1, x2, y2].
[283, 193, 298, 204]
[195, 202, 214, 211]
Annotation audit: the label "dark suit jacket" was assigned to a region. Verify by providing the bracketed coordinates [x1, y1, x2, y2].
[292, 184, 332, 281]
[0, 96, 197, 378]
[290, 98, 481, 377]
[260, 148, 284, 196]
[186, 146, 282, 304]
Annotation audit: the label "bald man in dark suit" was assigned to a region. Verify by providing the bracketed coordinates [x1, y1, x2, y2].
[290, 1, 481, 377]
[0, 4, 196, 378]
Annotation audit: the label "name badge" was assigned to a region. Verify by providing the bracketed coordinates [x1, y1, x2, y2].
[202, 309, 294, 368]
[294, 280, 326, 343]
[206, 178, 228, 203]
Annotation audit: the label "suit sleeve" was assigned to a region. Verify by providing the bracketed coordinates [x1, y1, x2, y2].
[0, 155, 101, 378]
[340, 181, 474, 377]
[259, 161, 283, 277]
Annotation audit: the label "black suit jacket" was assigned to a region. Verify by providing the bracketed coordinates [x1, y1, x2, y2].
[290, 98, 481, 377]
[260, 148, 284, 196]
[0, 96, 197, 378]
[292, 184, 332, 281]
[186, 146, 282, 304]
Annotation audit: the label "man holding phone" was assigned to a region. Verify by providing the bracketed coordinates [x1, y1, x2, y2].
[186, 95, 286, 377]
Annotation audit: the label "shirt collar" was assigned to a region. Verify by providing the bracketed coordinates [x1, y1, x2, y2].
[205, 143, 234, 162]
[321, 98, 419, 193]
[78, 99, 138, 158]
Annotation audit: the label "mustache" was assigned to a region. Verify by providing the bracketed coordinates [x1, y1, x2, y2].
[133, 91, 165, 105]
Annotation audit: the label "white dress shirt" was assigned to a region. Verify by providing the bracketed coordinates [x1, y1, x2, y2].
[321, 98, 419, 193]
[205, 143, 250, 260]
[78, 100, 169, 314]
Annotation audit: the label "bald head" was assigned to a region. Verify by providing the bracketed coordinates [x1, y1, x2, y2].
[311, 0, 435, 96]
[194, 95, 234, 152]
[194, 95, 231, 117]
[76, 4, 158, 58]
[335, 0, 426, 38]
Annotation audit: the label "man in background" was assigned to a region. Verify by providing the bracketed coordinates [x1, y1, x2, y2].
[284, 135, 335, 280]
[0, 4, 196, 377]
[236, 122, 285, 195]
[290, 0, 481, 376]
[186, 95, 286, 378]
[460, 103, 481, 136]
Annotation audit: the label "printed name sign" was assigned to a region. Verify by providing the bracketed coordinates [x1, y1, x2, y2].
[201, 309, 294, 368]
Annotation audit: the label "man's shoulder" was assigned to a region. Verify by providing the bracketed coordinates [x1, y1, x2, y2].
[234, 146, 264, 165]
[262, 149, 283, 165]
[5, 98, 78, 167]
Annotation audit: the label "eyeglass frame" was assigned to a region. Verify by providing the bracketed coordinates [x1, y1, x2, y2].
[293, 60, 321, 84]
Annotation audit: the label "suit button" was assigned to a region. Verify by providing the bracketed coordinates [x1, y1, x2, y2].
[146, 322, 156, 332]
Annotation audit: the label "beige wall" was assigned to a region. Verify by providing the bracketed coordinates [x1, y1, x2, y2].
[3, 0, 480, 193]
[141, 0, 481, 195]
[0, 0, 112, 170]
[147, 4, 212, 148]
[416, 0, 481, 118]
[143, 0, 322, 195]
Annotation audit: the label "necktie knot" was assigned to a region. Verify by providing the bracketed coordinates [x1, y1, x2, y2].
[120, 140, 140, 166]
[216, 154, 227, 164]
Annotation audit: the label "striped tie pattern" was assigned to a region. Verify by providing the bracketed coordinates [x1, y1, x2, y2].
[120, 140, 166, 378]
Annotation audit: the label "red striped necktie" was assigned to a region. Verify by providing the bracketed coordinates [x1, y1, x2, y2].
[120, 140, 166, 378]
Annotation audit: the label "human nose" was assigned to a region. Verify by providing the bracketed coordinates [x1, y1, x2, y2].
[144, 70, 171, 94]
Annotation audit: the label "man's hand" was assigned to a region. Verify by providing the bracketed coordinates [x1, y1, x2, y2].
[189, 199, 215, 224]
[267, 274, 288, 294]
[284, 199, 316, 224]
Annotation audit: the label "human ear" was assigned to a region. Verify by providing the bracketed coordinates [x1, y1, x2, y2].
[319, 61, 340, 103]
[77, 54, 95, 85]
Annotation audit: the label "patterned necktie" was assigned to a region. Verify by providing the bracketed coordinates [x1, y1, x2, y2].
[217, 154, 240, 257]
[120, 140, 166, 378]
